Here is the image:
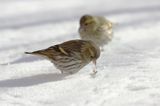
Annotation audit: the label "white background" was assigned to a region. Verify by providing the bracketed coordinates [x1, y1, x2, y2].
[0, 0, 160, 106]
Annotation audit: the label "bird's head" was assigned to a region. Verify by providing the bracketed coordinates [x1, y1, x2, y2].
[80, 15, 97, 31]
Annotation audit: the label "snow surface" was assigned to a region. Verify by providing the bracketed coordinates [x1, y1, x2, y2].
[0, 0, 160, 106]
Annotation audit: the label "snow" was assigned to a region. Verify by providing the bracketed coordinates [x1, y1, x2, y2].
[0, 0, 160, 106]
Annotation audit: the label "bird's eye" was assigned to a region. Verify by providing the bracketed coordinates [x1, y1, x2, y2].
[90, 55, 94, 59]
[84, 23, 88, 26]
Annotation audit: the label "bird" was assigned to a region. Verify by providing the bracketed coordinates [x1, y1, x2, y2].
[25, 40, 100, 74]
[79, 14, 114, 50]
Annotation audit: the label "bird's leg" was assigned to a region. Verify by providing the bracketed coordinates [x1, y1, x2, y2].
[93, 61, 97, 74]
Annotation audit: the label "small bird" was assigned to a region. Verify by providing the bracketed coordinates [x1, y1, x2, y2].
[25, 40, 100, 74]
[79, 14, 114, 49]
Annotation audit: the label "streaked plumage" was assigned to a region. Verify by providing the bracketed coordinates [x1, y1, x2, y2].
[25, 40, 100, 74]
[79, 14, 113, 48]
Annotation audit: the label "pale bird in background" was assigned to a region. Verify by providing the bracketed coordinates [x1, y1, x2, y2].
[79, 14, 114, 50]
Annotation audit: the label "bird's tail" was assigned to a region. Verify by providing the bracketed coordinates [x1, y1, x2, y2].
[25, 49, 50, 56]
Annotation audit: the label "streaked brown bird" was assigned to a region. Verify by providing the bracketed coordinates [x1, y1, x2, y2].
[79, 14, 114, 49]
[25, 40, 100, 74]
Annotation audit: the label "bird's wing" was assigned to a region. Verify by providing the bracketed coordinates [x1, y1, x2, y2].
[59, 40, 84, 53]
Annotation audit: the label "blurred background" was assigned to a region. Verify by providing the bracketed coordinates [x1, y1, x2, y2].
[0, 0, 160, 64]
[0, 1, 160, 106]
[0, 0, 160, 29]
